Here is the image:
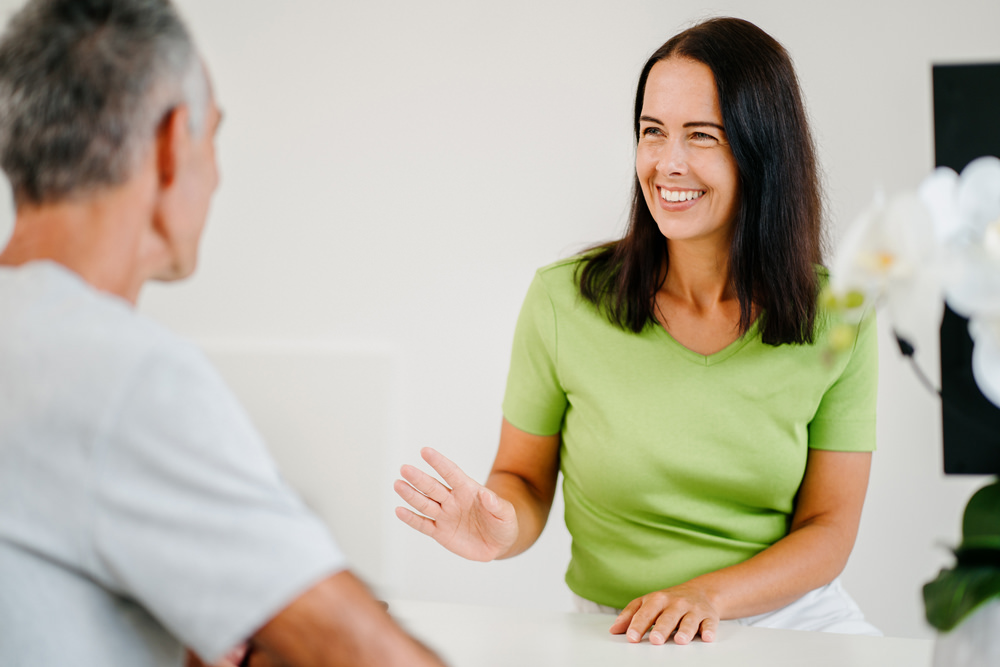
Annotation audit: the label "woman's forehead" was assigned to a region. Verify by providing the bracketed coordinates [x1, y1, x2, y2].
[641, 58, 721, 121]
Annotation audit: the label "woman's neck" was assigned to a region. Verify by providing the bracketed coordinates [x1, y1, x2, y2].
[661, 239, 734, 310]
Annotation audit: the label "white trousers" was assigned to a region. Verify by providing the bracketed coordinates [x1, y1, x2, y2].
[572, 577, 882, 636]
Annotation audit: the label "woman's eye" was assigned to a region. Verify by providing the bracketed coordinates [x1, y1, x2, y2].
[641, 126, 663, 137]
[692, 131, 717, 142]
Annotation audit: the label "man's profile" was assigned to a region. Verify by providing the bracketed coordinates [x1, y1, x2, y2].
[0, 1, 443, 665]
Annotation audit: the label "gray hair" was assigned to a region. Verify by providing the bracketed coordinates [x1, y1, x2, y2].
[0, 0, 209, 205]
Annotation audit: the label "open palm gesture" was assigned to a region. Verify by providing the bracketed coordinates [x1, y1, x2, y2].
[394, 448, 518, 562]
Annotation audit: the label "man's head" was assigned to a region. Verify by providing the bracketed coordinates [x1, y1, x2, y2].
[0, 0, 210, 205]
[0, 0, 220, 285]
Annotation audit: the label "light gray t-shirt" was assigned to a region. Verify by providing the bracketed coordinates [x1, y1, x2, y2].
[0, 262, 347, 666]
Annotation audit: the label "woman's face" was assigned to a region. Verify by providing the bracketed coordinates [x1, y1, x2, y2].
[636, 57, 740, 249]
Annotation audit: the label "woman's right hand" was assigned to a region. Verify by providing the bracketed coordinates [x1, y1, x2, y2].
[394, 447, 518, 562]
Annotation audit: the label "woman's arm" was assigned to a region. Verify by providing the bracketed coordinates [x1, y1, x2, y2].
[611, 449, 872, 645]
[393, 418, 560, 561]
[485, 418, 561, 558]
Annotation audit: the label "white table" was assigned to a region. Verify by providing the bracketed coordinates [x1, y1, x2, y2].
[389, 599, 934, 666]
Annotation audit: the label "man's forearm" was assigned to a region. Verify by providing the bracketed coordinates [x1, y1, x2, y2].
[249, 571, 446, 667]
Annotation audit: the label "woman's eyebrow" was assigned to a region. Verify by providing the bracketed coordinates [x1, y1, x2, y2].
[639, 116, 725, 132]
[684, 121, 725, 131]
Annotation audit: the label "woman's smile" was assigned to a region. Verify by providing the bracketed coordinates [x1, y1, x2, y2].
[657, 187, 706, 209]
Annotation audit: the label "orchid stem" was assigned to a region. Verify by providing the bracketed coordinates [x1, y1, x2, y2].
[895, 332, 942, 397]
[907, 355, 942, 397]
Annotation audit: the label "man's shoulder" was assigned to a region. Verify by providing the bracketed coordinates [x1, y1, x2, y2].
[0, 260, 182, 352]
[0, 261, 206, 412]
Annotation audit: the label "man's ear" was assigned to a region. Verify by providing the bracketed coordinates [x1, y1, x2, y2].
[155, 105, 191, 189]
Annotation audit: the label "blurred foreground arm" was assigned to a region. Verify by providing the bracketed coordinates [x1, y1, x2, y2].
[246, 570, 445, 667]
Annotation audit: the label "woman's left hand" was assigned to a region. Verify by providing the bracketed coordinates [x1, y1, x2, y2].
[609, 583, 719, 645]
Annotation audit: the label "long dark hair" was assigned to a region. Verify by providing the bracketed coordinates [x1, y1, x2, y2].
[578, 17, 822, 345]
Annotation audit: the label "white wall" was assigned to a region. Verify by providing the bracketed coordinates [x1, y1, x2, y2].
[1, 0, 997, 640]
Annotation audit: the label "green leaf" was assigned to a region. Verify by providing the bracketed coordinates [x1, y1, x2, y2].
[923, 566, 1000, 631]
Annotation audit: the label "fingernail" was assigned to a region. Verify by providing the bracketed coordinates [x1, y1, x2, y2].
[649, 631, 664, 644]
[702, 630, 715, 642]
[675, 632, 689, 644]
[627, 630, 640, 642]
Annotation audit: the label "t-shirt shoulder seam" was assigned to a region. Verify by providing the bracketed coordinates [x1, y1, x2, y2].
[533, 266, 564, 382]
[536, 255, 585, 277]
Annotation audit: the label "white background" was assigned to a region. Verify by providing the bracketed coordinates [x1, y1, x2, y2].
[1, 0, 998, 640]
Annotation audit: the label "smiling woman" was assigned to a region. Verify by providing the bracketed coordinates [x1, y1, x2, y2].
[579, 18, 822, 345]
[395, 16, 880, 647]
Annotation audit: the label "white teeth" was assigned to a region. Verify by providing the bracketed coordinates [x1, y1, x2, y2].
[659, 188, 704, 202]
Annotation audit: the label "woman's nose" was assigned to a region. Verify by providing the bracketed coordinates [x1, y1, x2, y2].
[658, 140, 688, 176]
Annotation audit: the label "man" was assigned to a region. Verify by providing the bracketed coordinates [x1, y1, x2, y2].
[0, 1, 445, 665]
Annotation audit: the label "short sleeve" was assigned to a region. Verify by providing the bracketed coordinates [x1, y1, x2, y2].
[501, 271, 568, 436]
[808, 309, 879, 452]
[90, 342, 347, 662]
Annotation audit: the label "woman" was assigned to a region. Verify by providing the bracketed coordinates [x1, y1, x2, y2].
[394, 17, 879, 644]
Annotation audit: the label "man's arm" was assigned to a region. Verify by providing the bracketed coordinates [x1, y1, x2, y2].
[243, 570, 445, 667]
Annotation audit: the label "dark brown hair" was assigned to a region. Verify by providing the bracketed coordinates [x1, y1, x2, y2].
[578, 17, 822, 345]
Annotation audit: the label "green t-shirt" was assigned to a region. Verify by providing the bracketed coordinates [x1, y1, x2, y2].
[501, 258, 878, 608]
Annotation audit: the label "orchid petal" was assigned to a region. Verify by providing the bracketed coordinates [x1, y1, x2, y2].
[886, 268, 944, 348]
[882, 192, 937, 265]
[969, 317, 1000, 409]
[957, 156, 1000, 236]
[944, 248, 1000, 319]
[829, 191, 940, 343]
[830, 195, 885, 295]
[919, 167, 961, 242]
[984, 219, 1000, 261]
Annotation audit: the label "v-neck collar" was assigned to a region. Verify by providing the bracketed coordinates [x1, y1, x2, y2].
[652, 318, 760, 366]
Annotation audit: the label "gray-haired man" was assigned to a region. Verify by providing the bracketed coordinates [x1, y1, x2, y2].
[0, 1, 444, 665]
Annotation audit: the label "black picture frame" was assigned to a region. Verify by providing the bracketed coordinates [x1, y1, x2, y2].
[932, 62, 1000, 474]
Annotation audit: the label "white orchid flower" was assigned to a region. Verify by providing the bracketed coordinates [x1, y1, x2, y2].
[828, 190, 942, 348]
[920, 157, 1000, 317]
[919, 156, 1000, 408]
[827, 156, 1000, 407]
